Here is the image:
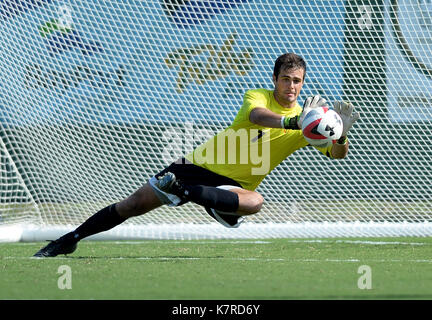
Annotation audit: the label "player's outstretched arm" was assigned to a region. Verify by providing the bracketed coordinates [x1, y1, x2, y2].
[249, 107, 289, 128]
[249, 94, 328, 129]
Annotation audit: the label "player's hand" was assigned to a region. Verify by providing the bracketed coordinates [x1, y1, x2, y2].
[297, 95, 328, 128]
[333, 101, 360, 136]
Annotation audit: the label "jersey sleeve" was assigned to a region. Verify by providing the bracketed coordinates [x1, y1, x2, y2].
[242, 89, 269, 117]
[230, 89, 270, 126]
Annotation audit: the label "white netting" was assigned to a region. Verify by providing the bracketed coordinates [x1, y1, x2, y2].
[1, 0, 432, 240]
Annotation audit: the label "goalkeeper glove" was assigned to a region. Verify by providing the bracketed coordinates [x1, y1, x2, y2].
[297, 95, 328, 128]
[333, 101, 360, 137]
[282, 95, 328, 130]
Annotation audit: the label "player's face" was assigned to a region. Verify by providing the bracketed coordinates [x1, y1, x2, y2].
[273, 68, 305, 108]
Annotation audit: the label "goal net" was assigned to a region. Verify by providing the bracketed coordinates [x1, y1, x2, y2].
[1, 0, 432, 241]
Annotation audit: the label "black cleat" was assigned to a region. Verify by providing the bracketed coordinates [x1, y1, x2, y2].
[205, 207, 244, 228]
[33, 237, 77, 257]
[155, 172, 186, 197]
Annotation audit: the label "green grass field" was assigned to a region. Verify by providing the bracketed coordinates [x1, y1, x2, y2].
[1, 238, 432, 300]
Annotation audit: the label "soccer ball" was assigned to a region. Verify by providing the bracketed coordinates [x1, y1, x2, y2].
[301, 107, 343, 147]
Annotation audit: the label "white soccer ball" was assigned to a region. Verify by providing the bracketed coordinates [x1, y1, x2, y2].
[301, 106, 343, 147]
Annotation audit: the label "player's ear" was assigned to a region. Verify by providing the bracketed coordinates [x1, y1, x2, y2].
[272, 74, 276, 85]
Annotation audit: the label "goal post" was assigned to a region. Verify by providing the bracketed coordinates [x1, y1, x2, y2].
[1, 0, 432, 241]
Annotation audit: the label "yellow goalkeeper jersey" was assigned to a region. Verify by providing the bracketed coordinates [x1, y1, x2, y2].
[185, 88, 333, 190]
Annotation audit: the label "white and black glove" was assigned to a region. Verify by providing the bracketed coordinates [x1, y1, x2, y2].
[333, 101, 360, 137]
[296, 95, 328, 128]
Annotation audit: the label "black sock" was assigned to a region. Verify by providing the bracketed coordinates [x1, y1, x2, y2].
[180, 185, 239, 212]
[59, 203, 126, 243]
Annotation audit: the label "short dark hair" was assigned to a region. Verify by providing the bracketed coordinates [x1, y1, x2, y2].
[273, 53, 307, 80]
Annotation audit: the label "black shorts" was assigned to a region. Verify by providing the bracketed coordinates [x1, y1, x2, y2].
[150, 158, 242, 207]
[155, 158, 242, 189]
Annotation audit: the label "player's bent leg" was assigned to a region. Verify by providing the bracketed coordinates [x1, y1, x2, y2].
[152, 172, 264, 228]
[204, 186, 263, 228]
[230, 188, 264, 216]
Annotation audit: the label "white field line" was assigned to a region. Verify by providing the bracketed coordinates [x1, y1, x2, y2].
[1, 256, 430, 263]
[111, 240, 273, 245]
[114, 239, 428, 246]
[1, 239, 427, 246]
[286, 240, 427, 246]
[0, 240, 273, 245]
[88, 239, 428, 246]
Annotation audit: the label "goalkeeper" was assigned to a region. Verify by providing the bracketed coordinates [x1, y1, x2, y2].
[34, 52, 360, 257]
